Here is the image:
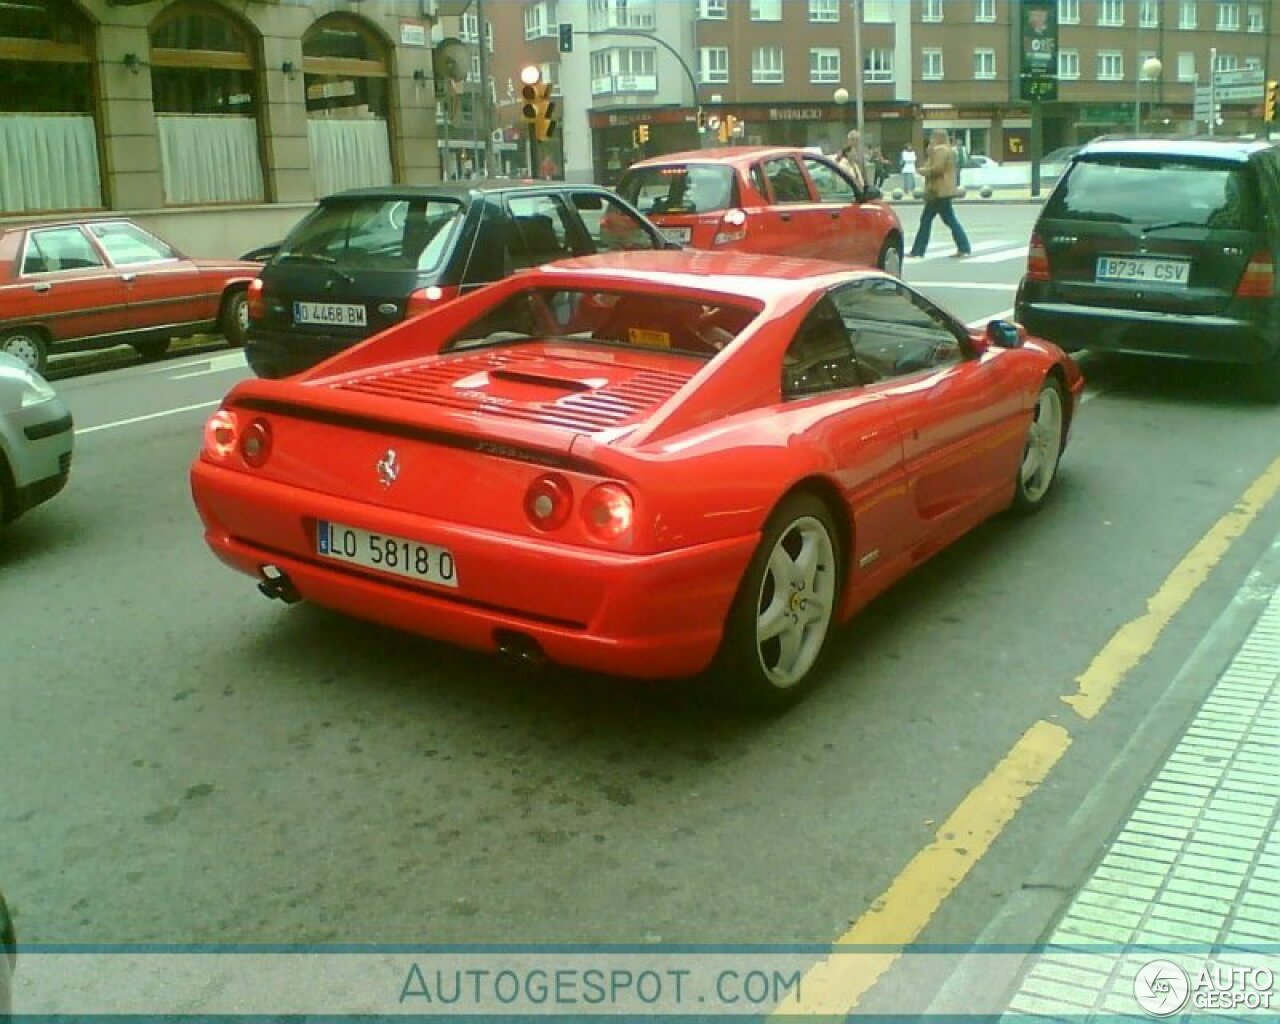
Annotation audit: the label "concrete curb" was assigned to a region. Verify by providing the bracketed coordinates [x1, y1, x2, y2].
[45, 335, 231, 382]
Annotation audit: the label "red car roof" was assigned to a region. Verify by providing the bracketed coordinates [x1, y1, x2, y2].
[626, 146, 823, 169]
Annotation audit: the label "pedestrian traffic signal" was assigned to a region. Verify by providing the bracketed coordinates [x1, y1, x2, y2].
[1266, 80, 1279, 122]
[558, 22, 573, 53]
[718, 114, 739, 143]
[520, 68, 556, 140]
[632, 123, 650, 147]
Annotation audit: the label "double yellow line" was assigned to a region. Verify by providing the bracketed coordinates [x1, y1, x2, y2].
[775, 454, 1280, 1017]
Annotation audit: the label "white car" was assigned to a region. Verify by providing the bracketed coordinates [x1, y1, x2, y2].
[0, 352, 73, 524]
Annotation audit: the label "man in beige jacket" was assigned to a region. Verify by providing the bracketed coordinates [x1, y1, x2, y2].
[908, 129, 972, 258]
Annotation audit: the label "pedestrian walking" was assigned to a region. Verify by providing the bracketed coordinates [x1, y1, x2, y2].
[836, 129, 867, 192]
[908, 129, 972, 259]
[899, 145, 918, 195]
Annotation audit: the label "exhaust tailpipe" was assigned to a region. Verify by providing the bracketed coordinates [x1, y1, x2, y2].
[257, 564, 302, 604]
[494, 629, 546, 668]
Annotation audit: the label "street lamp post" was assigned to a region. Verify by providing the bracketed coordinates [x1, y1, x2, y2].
[1134, 55, 1163, 134]
[849, 0, 865, 141]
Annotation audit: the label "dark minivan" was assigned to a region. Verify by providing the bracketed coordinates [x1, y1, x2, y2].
[1015, 137, 1280, 396]
[245, 181, 672, 378]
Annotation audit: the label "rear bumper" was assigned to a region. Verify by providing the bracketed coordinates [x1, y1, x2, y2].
[190, 461, 757, 680]
[1016, 292, 1279, 365]
[245, 328, 363, 379]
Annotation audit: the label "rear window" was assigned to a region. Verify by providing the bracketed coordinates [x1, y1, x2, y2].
[1045, 156, 1258, 229]
[443, 287, 760, 358]
[617, 165, 737, 216]
[278, 198, 465, 272]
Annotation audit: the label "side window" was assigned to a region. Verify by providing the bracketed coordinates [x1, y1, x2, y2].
[505, 194, 575, 269]
[87, 222, 177, 266]
[23, 227, 105, 274]
[573, 192, 659, 253]
[803, 156, 858, 202]
[830, 278, 965, 382]
[762, 157, 813, 204]
[748, 163, 770, 202]
[782, 297, 861, 396]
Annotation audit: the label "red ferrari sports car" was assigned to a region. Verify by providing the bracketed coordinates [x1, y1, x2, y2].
[191, 250, 1082, 707]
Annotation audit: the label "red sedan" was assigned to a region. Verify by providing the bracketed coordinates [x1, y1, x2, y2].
[0, 219, 261, 374]
[190, 250, 1082, 707]
[617, 146, 905, 275]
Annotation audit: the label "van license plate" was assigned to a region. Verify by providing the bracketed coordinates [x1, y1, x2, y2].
[294, 302, 368, 326]
[1095, 257, 1190, 287]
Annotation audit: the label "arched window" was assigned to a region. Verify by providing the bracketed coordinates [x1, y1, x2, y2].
[150, 3, 265, 205]
[303, 15, 394, 197]
[0, 0, 102, 212]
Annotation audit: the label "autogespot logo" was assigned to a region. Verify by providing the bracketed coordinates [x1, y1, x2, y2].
[1134, 960, 1191, 1016]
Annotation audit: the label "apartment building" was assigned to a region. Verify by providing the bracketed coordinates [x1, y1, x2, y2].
[487, 0, 1279, 183]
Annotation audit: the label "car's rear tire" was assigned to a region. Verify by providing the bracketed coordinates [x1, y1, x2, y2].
[1011, 376, 1066, 515]
[715, 493, 842, 710]
[877, 237, 903, 277]
[2, 329, 48, 376]
[220, 288, 249, 348]
[131, 338, 171, 361]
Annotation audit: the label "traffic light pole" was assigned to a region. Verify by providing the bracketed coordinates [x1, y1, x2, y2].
[475, 0, 494, 173]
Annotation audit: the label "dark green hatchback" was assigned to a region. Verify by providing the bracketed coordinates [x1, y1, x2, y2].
[1015, 137, 1280, 396]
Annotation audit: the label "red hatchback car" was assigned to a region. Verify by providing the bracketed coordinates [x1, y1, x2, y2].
[617, 146, 905, 275]
[191, 250, 1081, 708]
[0, 219, 261, 374]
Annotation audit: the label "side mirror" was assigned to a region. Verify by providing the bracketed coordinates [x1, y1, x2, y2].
[986, 319, 1026, 349]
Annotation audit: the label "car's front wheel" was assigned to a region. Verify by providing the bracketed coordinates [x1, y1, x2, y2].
[2, 329, 48, 376]
[717, 493, 842, 709]
[220, 288, 249, 348]
[877, 237, 903, 277]
[1011, 376, 1066, 515]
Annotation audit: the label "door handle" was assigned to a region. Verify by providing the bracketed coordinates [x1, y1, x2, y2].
[830, 212, 840, 220]
[120, 273, 137, 283]
[779, 213, 792, 222]
[33, 283, 51, 293]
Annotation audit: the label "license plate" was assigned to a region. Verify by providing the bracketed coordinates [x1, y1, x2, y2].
[1095, 256, 1190, 287]
[660, 226, 691, 245]
[294, 301, 368, 327]
[316, 520, 458, 589]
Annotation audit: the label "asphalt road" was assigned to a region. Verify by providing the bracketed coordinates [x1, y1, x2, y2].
[4, 202, 1280, 1003]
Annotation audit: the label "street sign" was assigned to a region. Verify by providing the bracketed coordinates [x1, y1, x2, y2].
[1194, 85, 1214, 119]
[1214, 67, 1265, 87]
[1216, 83, 1265, 101]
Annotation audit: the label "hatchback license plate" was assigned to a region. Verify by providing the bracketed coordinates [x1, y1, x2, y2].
[1095, 256, 1190, 287]
[660, 226, 691, 245]
[317, 520, 458, 588]
[294, 301, 368, 326]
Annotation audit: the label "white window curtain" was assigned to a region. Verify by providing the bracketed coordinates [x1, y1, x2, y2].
[157, 115, 265, 204]
[307, 119, 393, 198]
[0, 114, 102, 213]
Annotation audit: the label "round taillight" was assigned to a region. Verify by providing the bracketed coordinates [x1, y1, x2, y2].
[204, 409, 238, 459]
[581, 483, 634, 542]
[524, 474, 573, 531]
[247, 278, 265, 322]
[239, 418, 272, 467]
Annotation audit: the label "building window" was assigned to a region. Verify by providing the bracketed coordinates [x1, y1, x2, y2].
[1246, 55, 1263, 67]
[588, 0, 656, 30]
[0, 0, 102, 212]
[809, 0, 839, 21]
[864, 47, 893, 82]
[1057, 48, 1080, 78]
[1217, 2, 1241, 27]
[921, 48, 943, 79]
[150, 4, 267, 206]
[922, 0, 943, 21]
[698, 46, 729, 83]
[1248, 4, 1265, 29]
[810, 47, 841, 83]
[751, 0, 782, 20]
[1179, 0, 1198, 26]
[302, 14, 393, 199]
[973, 48, 996, 78]
[1058, 0, 1080, 24]
[698, 0, 727, 17]
[864, 0, 893, 21]
[1177, 51, 1196, 79]
[1098, 0, 1125, 25]
[751, 45, 784, 82]
[1097, 50, 1124, 79]
[1140, 0, 1159, 25]
[460, 11, 480, 41]
[1214, 51, 1239, 71]
[975, 0, 996, 22]
[524, 2, 556, 40]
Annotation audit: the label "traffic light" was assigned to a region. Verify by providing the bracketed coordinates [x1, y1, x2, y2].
[1266, 80, 1279, 122]
[718, 114, 739, 143]
[632, 123, 650, 147]
[520, 69, 556, 140]
[558, 22, 573, 53]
